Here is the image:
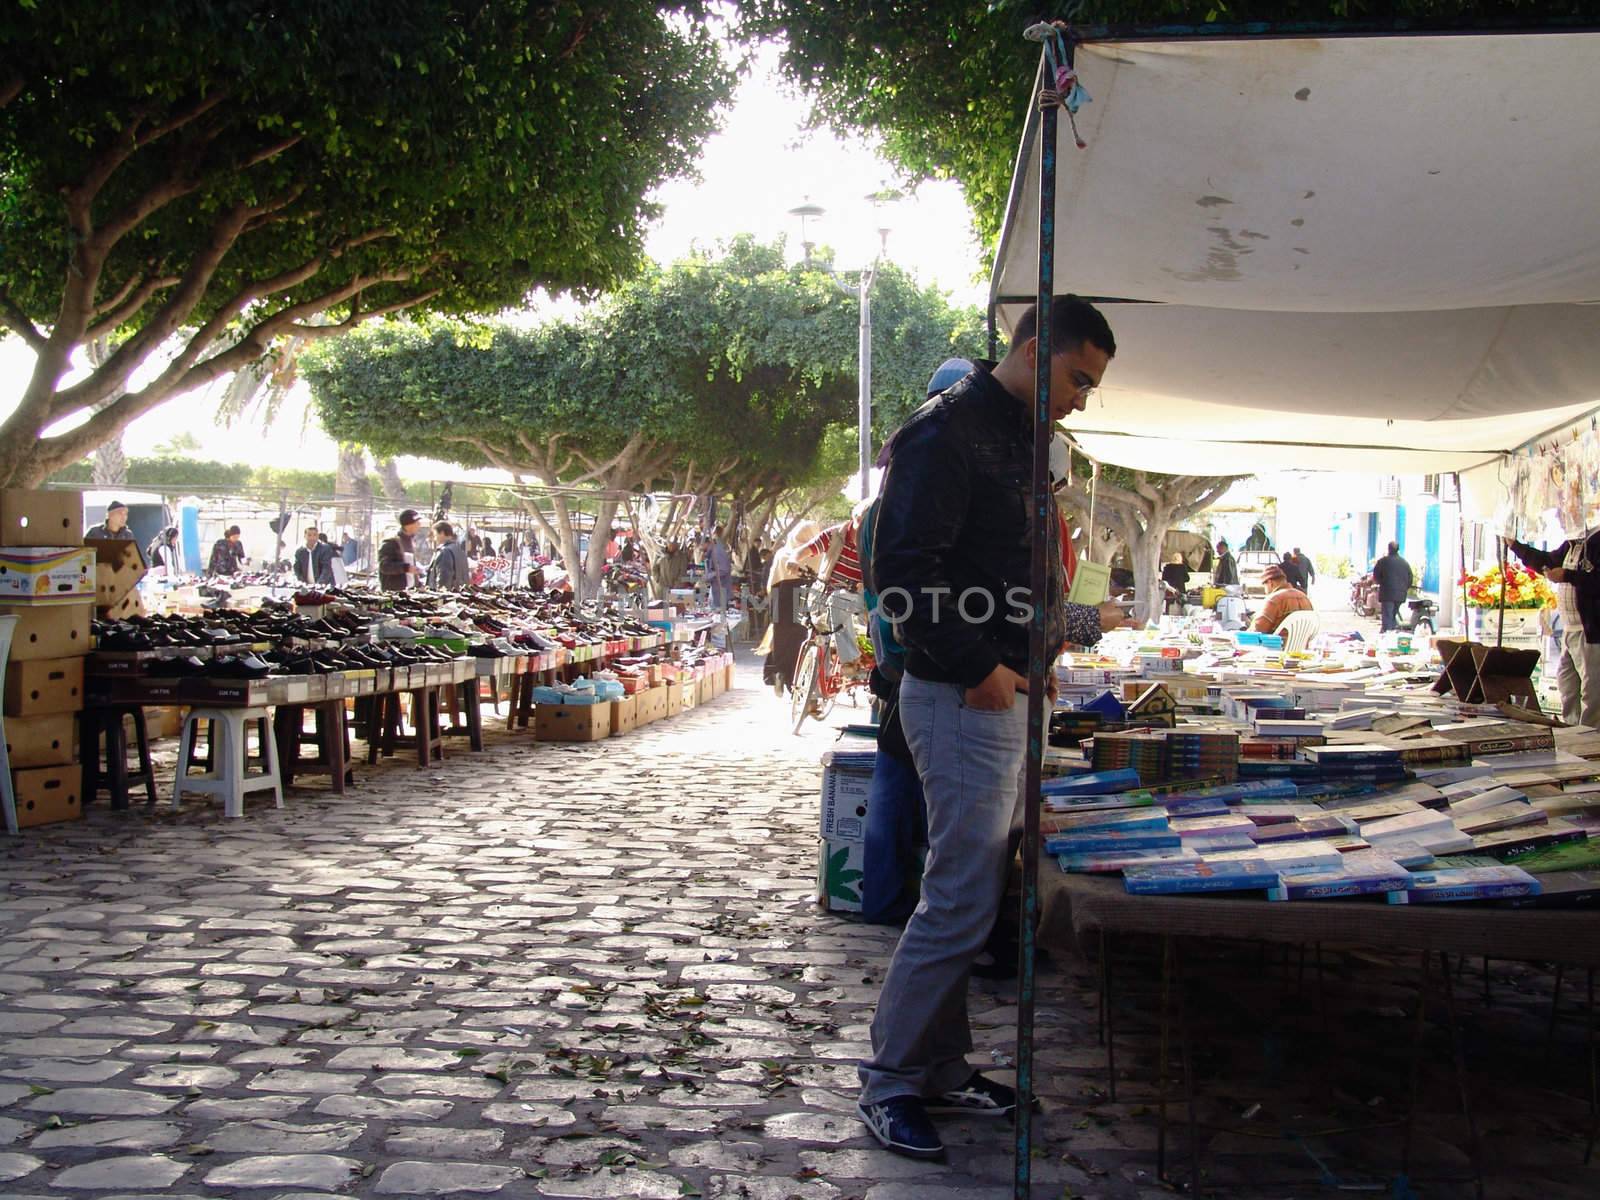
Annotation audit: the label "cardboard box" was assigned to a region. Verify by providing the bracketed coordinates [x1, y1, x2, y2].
[817, 836, 865, 913]
[697, 675, 715, 706]
[98, 590, 146, 622]
[4, 655, 85, 716]
[88, 539, 147, 610]
[636, 684, 667, 725]
[665, 681, 685, 718]
[144, 705, 185, 740]
[820, 764, 873, 842]
[0, 547, 96, 604]
[11, 764, 83, 827]
[724, 663, 736, 691]
[3, 713, 77, 768]
[608, 694, 639, 737]
[0, 490, 82, 548]
[2, 602, 92, 661]
[535, 702, 611, 742]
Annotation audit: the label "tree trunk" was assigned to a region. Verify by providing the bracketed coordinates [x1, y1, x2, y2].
[1129, 505, 1172, 626]
[584, 496, 619, 596]
[374, 456, 408, 503]
[83, 338, 128, 487]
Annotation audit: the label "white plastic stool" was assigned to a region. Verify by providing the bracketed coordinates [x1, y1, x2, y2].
[173, 706, 283, 817]
[0, 614, 17, 834]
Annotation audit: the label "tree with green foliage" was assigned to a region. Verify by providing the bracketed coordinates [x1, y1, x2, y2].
[0, 0, 732, 487]
[306, 239, 983, 593]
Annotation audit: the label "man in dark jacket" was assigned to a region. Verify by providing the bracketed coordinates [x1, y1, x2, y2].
[857, 296, 1121, 1161]
[293, 527, 336, 586]
[1372, 541, 1413, 632]
[1509, 529, 1600, 726]
[1212, 539, 1239, 586]
[427, 521, 471, 589]
[377, 509, 422, 591]
[208, 526, 246, 576]
[85, 499, 136, 541]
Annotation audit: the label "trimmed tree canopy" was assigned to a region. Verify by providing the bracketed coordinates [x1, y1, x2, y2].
[303, 237, 984, 586]
[0, 0, 733, 486]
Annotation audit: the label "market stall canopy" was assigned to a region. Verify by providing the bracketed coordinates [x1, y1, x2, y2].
[989, 30, 1600, 474]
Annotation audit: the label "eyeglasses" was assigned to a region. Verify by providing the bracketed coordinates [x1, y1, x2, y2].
[1070, 369, 1099, 405]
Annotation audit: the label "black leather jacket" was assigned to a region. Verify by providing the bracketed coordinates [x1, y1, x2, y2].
[871, 364, 1068, 688]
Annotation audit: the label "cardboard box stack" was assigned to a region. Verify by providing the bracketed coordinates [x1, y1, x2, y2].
[1, 490, 90, 827]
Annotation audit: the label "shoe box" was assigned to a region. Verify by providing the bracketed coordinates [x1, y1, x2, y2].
[0, 489, 82, 547]
[1, 601, 92, 661]
[10, 763, 82, 827]
[535, 701, 611, 742]
[4, 655, 85, 717]
[4, 713, 77, 769]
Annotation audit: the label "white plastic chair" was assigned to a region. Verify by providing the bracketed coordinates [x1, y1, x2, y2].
[1277, 610, 1321, 655]
[0, 614, 15, 834]
[173, 706, 283, 817]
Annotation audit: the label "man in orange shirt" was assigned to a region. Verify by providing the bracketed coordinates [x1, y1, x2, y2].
[1253, 563, 1314, 634]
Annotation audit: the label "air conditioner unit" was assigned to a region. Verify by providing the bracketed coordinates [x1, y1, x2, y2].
[1422, 474, 1440, 497]
[1439, 474, 1460, 503]
[1378, 476, 1400, 499]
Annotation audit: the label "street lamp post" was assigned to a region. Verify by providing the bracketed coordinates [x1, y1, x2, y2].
[789, 198, 895, 501]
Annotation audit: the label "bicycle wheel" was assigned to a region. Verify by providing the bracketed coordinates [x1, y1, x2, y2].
[813, 641, 839, 723]
[791, 642, 823, 734]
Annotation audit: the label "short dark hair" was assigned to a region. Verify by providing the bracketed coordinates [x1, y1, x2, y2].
[434, 521, 455, 538]
[225, 525, 241, 537]
[1387, 540, 1400, 554]
[1010, 295, 1116, 358]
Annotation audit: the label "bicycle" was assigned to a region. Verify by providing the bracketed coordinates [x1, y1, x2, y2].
[789, 585, 875, 734]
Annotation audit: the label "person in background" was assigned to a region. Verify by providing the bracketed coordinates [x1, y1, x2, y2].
[378, 509, 423, 591]
[501, 533, 517, 558]
[146, 526, 180, 574]
[1212, 539, 1239, 587]
[427, 521, 471, 589]
[706, 524, 734, 612]
[1279, 550, 1306, 592]
[1252, 562, 1314, 633]
[796, 512, 870, 678]
[341, 529, 360, 567]
[1508, 526, 1600, 727]
[208, 525, 246, 576]
[85, 499, 135, 541]
[1161, 553, 1191, 612]
[294, 526, 336, 585]
[1372, 540, 1414, 632]
[1292, 546, 1317, 589]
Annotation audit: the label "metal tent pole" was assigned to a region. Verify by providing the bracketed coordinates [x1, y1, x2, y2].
[1014, 21, 1064, 1200]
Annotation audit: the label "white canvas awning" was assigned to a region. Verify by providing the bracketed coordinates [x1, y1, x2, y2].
[989, 30, 1600, 474]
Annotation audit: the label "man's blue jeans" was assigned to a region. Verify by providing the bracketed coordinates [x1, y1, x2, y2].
[860, 751, 927, 926]
[858, 674, 1028, 1105]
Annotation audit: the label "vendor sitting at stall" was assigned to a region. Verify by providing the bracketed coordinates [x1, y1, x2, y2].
[1252, 563, 1314, 633]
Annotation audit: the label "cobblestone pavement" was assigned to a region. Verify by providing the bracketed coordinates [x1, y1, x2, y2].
[0, 658, 1594, 1199]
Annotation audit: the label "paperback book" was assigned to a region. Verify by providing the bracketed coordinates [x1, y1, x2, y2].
[1389, 864, 1541, 904]
[1268, 851, 1412, 901]
[1124, 858, 1282, 895]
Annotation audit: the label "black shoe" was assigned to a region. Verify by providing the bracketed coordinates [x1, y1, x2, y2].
[926, 1071, 1018, 1117]
[857, 1096, 944, 1160]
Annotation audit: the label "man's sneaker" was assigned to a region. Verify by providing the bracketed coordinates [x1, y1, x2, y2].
[857, 1096, 945, 1159]
[926, 1071, 1018, 1117]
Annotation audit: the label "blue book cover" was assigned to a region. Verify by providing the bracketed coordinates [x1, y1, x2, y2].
[1045, 829, 1182, 855]
[1388, 865, 1541, 904]
[1159, 796, 1232, 817]
[1057, 847, 1200, 874]
[1168, 780, 1298, 803]
[1268, 852, 1411, 901]
[1124, 858, 1280, 894]
[1041, 768, 1143, 797]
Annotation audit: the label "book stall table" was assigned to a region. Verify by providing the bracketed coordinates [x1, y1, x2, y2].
[1037, 870, 1599, 1196]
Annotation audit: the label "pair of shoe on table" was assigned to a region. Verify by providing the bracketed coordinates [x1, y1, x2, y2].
[858, 1072, 1027, 1160]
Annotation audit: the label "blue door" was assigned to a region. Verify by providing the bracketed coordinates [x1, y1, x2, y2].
[1367, 513, 1378, 565]
[1423, 504, 1440, 593]
[1395, 505, 1407, 561]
